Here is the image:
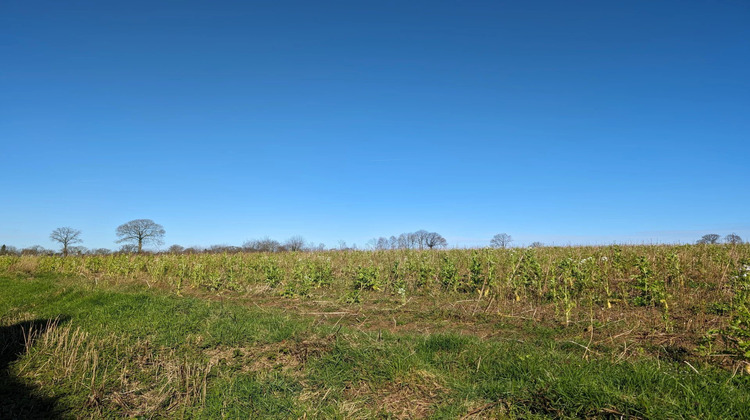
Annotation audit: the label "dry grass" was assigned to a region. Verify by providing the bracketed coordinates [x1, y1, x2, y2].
[334, 368, 473, 419]
[204, 337, 332, 378]
[13, 317, 214, 418]
[375, 369, 447, 419]
[7, 256, 39, 274]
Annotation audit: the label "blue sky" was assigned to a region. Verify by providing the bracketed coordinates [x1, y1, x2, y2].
[2, 0, 748, 251]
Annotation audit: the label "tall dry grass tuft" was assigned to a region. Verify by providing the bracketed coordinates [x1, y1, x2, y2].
[14, 319, 214, 418]
[9, 256, 39, 274]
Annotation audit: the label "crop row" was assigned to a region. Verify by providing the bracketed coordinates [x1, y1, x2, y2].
[4, 244, 750, 358]
[1, 245, 745, 301]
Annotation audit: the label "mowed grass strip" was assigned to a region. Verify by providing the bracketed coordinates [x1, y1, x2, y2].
[1, 274, 748, 419]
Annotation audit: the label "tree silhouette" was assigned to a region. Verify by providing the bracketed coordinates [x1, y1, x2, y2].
[116, 219, 165, 253]
[49, 227, 82, 257]
[696, 234, 721, 244]
[725, 233, 743, 245]
[490, 233, 513, 248]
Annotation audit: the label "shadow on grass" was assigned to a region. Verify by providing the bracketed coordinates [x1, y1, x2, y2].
[0, 317, 69, 419]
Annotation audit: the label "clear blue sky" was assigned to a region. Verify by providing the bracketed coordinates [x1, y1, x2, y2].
[2, 0, 748, 251]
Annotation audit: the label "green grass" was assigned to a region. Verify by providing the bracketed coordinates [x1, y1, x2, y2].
[1, 273, 749, 419]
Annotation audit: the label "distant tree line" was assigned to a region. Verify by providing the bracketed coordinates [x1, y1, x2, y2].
[0, 226, 745, 257]
[697, 233, 743, 245]
[367, 230, 448, 250]
[239, 236, 325, 253]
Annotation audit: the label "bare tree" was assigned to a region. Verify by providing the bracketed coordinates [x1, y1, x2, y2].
[168, 244, 185, 254]
[242, 239, 258, 252]
[424, 232, 448, 249]
[50, 227, 83, 257]
[413, 230, 429, 250]
[116, 219, 165, 253]
[243, 237, 282, 253]
[307, 242, 326, 252]
[725, 233, 743, 245]
[260, 238, 282, 252]
[397, 232, 419, 249]
[367, 237, 390, 250]
[529, 242, 544, 248]
[68, 246, 88, 256]
[118, 244, 139, 254]
[490, 233, 513, 248]
[284, 235, 306, 252]
[697, 234, 720, 245]
[21, 245, 52, 256]
[207, 244, 242, 254]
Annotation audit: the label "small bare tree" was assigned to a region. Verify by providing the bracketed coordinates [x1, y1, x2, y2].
[725, 233, 743, 245]
[68, 246, 88, 256]
[22, 245, 52, 256]
[284, 235, 306, 252]
[50, 227, 83, 257]
[307, 242, 326, 252]
[424, 232, 448, 249]
[397, 233, 419, 249]
[697, 234, 720, 245]
[490, 233, 512, 248]
[396, 234, 408, 249]
[118, 244, 139, 254]
[116, 219, 165, 253]
[168, 244, 185, 254]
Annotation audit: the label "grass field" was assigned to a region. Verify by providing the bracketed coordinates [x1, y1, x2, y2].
[1, 244, 749, 418]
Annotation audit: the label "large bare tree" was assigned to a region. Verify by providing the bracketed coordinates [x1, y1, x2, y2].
[116, 219, 165, 253]
[697, 234, 720, 245]
[725, 233, 743, 245]
[424, 232, 448, 249]
[490, 233, 512, 249]
[49, 227, 83, 256]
